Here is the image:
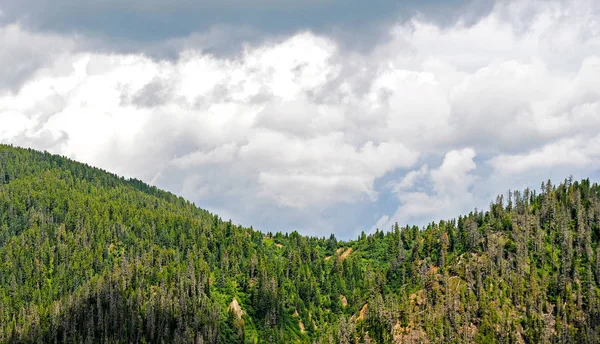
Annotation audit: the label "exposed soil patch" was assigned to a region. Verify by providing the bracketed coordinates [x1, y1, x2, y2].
[340, 295, 348, 307]
[340, 247, 353, 260]
[229, 298, 243, 319]
[358, 303, 368, 321]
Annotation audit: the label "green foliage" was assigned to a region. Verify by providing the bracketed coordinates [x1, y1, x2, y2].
[1, 145, 600, 343]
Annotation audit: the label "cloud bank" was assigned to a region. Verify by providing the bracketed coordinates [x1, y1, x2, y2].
[1, 0, 599, 238]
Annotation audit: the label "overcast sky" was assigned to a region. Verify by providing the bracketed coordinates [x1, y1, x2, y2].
[1, 0, 599, 239]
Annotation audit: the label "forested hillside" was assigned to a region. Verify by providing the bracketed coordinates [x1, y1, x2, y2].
[1, 144, 600, 343]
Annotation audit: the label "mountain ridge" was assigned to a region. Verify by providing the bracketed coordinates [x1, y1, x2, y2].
[1, 144, 599, 343]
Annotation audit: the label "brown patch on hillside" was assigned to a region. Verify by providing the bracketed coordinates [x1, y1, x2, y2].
[275, 243, 283, 248]
[393, 321, 430, 344]
[339, 247, 353, 260]
[459, 323, 478, 343]
[409, 290, 425, 306]
[299, 320, 306, 333]
[336, 247, 344, 254]
[324, 255, 331, 261]
[357, 303, 368, 321]
[228, 298, 243, 319]
[340, 295, 348, 307]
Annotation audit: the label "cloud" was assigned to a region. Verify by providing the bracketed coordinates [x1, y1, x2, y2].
[377, 148, 478, 230]
[0, 24, 78, 91]
[0, 0, 495, 56]
[489, 136, 600, 175]
[0, 31, 421, 224]
[1, 0, 600, 238]
[243, 134, 418, 207]
[431, 149, 477, 196]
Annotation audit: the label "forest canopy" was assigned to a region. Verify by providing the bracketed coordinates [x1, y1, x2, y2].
[1, 144, 600, 343]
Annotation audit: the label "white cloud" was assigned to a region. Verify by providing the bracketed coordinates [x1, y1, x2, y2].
[431, 148, 477, 196]
[0, 24, 78, 91]
[490, 136, 600, 175]
[1, 0, 600, 238]
[243, 134, 418, 207]
[171, 143, 238, 168]
[392, 164, 429, 193]
[377, 148, 478, 230]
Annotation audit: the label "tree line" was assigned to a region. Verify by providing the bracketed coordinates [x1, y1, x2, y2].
[1, 144, 599, 343]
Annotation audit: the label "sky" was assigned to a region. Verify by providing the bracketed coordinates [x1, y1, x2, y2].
[1, 0, 599, 239]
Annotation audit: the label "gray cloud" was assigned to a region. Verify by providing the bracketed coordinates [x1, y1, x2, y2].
[1, 0, 495, 56]
[12, 130, 69, 151]
[129, 77, 175, 108]
[1, 0, 600, 239]
[0, 24, 77, 91]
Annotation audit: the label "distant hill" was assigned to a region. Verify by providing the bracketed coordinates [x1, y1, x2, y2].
[1, 144, 599, 343]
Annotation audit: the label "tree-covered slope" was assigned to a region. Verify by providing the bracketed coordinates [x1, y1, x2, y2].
[1, 144, 600, 343]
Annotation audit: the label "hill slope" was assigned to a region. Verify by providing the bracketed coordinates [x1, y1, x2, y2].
[1, 144, 600, 343]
